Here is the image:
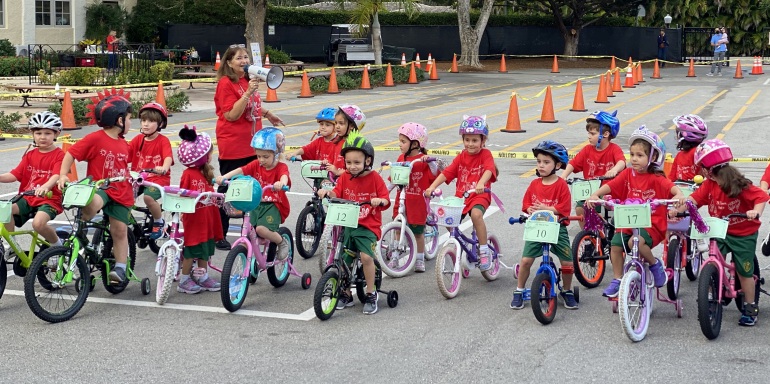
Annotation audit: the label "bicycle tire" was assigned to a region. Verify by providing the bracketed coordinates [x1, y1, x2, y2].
[267, 227, 294, 288]
[99, 230, 137, 294]
[481, 233, 501, 281]
[697, 263, 723, 340]
[296, 205, 322, 259]
[531, 272, 557, 325]
[314, 269, 340, 321]
[378, 221, 417, 278]
[155, 244, 178, 305]
[147, 211, 172, 254]
[424, 224, 440, 260]
[685, 240, 700, 281]
[0, 259, 6, 299]
[571, 230, 605, 288]
[618, 270, 650, 342]
[221, 245, 250, 312]
[666, 237, 681, 300]
[355, 259, 382, 304]
[319, 227, 338, 274]
[762, 232, 770, 256]
[435, 244, 461, 299]
[23, 246, 89, 323]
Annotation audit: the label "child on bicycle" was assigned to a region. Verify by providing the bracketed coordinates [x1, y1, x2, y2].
[286, 107, 338, 163]
[216, 127, 291, 261]
[393, 122, 439, 272]
[176, 125, 223, 294]
[326, 104, 365, 177]
[586, 126, 685, 298]
[560, 110, 625, 228]
[0, 111, 65, 247]
[674, 139, 768, 326]
[129, 102, 173, 239]
[669, 114, 708, 182]
[316, 131, 390, 315]
[57, 94, 134, 284]
[512, 141, 577, 310]
[424, 115, 497, 271]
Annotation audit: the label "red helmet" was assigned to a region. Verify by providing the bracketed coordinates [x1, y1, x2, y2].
[139, 102, 168, 129]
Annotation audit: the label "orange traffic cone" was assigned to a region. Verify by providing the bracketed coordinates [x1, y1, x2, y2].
[450, 53, 458, 73]
[265, 87, 280, 103]
[628, 57, 634, 68]
[612, 69, 623, 92]
[623, 66, 635, 88]
[407, 62, 418, 84]
[61, 141, 79, 179]
[155, 81, 167, 110]
[214, 51, 221, 71]
[605, 72, 615, 97]
[500, 93, 526, 133]
[636, 62, 645, 83]
[298, 70, 313, 98]
[415, 53, 421, 69]
[537, 86, 558, 123]
[569, 80, 588, 112]
[734, 60, 744, 79]
[384, 64, 395, 86]
[750, 56, 764, 75]
[360, 65, 372, 90]
[651, 59, 662, 79]
[264, 54, 271, 68]
[429, 60, 440, 81]
[499, 55, 508, 73]
[426, 53, 433, 74]
[60, 91, 80, 130]
[595, 74, 609, 103]
[632, 64, 640, 85]
[327, 67, 341, 94]
[401, 53, 407, 66]
[551, 55, 560, 73]
[610, 57, 616, 71]
[686, 58, 696, 77]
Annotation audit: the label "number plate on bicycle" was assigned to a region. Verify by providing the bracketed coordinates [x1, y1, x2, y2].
[325, 203, 360, 228]
[63, 184, 95, 208]
[523, 220, 560, 244]
[225, 179, 253, 202]
[162, 194, 196, 213]
[0, 201, 12, 223]
[680, 186, 695, 198]
[613, 204, 652, 229]
[571, 180, 601, 202]
[300, 161, 328, 179]
[690, 217, 728, 240]
[390, 165, 411, 186]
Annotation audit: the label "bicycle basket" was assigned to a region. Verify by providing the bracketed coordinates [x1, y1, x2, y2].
[224, 175, 262, 212]
[223, 202, 245, 218]
[0, 201, 12, 223]
[430, 197, 465, 227]
[301, 161, 329, 179]
[667, 216, 691, 232]
[390, 165, 411, 186]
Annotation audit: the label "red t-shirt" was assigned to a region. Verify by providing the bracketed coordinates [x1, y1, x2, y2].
[332, 171, 390, 239]
[604, 168, 675, 246]
[67, 130, 134, 207]
[689, 179, 769, 236]
[332, 138, 346, 171]
[391, 153, 437, 225]
[106, 35, 118, 53]
[180, 168, 223, 247]
[760, 163, 770, 187]
[241, 160, 291, 223]
[301, 137, 339, 163]
[522, 177, 572, 218]
[441, 149, 498, 214]
[569, 142, 625, 182]
[668, 148, 701, 182]
[10, 147, 65, 213]
[128, 134, 173, 186]
[215, 76, 262, 160]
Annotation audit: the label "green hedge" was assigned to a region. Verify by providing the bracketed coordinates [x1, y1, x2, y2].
[308, 65, 425, 93]
[0, 57, 33, 76]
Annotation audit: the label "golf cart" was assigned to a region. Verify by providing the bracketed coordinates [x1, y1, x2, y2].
[325, 24, 376, 67]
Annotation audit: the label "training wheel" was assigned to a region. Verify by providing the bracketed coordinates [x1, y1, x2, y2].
[462, 268, 470, 278]
[573, 285, 580, 303]
[387, 290, 399, 308]
[141, 278, 151, 295]
[301, 273, 312, 289]
[676, 299, 683, 318]
[513, 263, 520, 279]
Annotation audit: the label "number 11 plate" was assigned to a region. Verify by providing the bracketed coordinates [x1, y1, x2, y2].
[325, 203, 360, 228]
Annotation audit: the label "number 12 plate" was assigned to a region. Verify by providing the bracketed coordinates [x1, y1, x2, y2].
[325, 203, 360, 228]
[613, 204, 652, 229]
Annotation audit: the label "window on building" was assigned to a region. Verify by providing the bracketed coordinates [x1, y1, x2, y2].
[35, 0, 70, 26]
[0, 0, 5, 28]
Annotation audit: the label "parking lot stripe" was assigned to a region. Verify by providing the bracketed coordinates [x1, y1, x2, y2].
[715, 89, 761, 140]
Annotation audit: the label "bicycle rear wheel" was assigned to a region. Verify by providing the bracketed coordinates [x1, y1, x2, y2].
[685, 240, 701, 281]
[697, 263, 723, 340]
[435, 244, 461, 299]
[571, 230, 605, 288]
[531, 272, 557, 325]
[666, 237, 682, 300]
[23, 246, 89, 323]
[267, 227, 294, 287]
[221, 245, 250, 312]
[618, 270, 650, 342]
[481, 233, 501, 281]
[378, 222, 416, 278]
[296, 205, 322, 259]
[155, 244, 179, 305]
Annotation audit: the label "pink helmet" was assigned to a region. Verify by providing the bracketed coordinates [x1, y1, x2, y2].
[673, 114, 708, 144]
[338, 104, 366, 131]
[398, 122, 428, 148]
[178, 125, 212, 167]
[629, 126, 667, 169]
[694, 139, 733, 168]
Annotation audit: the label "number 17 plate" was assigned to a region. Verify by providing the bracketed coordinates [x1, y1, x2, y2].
[613, 204, 652, 229]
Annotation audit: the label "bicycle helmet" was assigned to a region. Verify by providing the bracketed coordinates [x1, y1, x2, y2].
[92, 94, 132, 130]
[139, 102, 168, 130]
[338, 104, 366, 131]
[532, 140, 569, 170]
[673, 114, 708, 145]
[178, 125, 212, 167]
[459, 115, 489, 137]
[340, 130, 375, 171]
[251, 127, 285, 160]
[316, 107, 337, 122]
[28, 111, 62, 133]
[587, 110, 620, 148]
[398, 122, 428, 149]
[694, 139, 732, 168]
[628, 126, 666, 169]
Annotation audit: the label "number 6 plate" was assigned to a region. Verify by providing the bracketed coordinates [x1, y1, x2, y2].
[162, 194, 197, 213]
[571, 180, 601, 202]
[324, 203, 360, 228]
[613, 204, 652, 229]
[523, 220, 560, 244]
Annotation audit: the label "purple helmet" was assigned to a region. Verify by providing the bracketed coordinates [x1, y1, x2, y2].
[673, 114, 708, 145]
[629, 126, 667, 169]
[459, 115, 489, 137]
[178, 125, 212, 167]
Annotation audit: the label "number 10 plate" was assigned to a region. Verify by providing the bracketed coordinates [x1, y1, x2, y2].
[325, 203, 360, 228]
[613, 204, 652, 229]
[523, 220, 560, 244]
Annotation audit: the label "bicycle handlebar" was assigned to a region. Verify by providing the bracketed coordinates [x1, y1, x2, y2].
[566, 176, 614, 185]
[325, 197, 375, 207]
[462, 188, 491, 198]
[214, 178, 290, 192]
[381, 157, 437, 168]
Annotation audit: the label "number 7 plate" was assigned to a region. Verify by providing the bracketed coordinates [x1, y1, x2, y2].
[523, 220, 560, 244]
[324, 203, 360, 228]
[613, 204, 652, 229]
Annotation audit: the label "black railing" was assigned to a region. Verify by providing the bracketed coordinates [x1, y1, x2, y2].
[27, 43, 156, 85]
[681, 27, 730, 66]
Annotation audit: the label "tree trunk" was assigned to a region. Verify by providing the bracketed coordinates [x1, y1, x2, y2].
[372, 12, 383, 65]
[456, 0, 495, 68]
[563, 29, 580, 59]
[243, 0, 266, 63]
[459, 27, 482, 67]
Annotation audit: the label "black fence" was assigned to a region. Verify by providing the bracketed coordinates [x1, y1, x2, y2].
[682, 27, 730, 66]
[27, 43, 157, 84]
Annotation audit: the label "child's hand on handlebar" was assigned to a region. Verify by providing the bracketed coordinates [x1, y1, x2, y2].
[316, 189, 330, 199]
[154, 166, 168, 175]
[35, 185, 51, 197]
[370, 198, 387, 207]
[747, 210, 760, 220]
[57, 175, 69, 190]
[214, 175, 225, 185]
[424, 187, 435, 198]
[273, 181, 286, 190]
[474, 183, 485, 195]
[585, 194, 600, 209]
[604, 169, 618, 178]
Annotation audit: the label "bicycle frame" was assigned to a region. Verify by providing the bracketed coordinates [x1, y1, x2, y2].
[1, 226, 49, 269]
[230, 210, 304, 280]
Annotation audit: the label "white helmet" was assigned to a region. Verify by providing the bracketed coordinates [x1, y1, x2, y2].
[28, 111, 62, 133]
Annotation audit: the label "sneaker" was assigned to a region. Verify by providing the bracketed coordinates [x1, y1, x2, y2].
[177, 277, 202, 294]
[739, 315, 756, 326]
[739, 303, 759, 326]
[414, 259, 425, 273]
[148, 219, 165, 240]
[603, 278, 621, 297]
[717, 72, 723, 76]
[560, 290, 578, 309]
[510, 290, 524, 309]
[478, 249, 492, 271]
[336, 292, 354, 310]
[215, 239, 231, 251]
[363, 291, 379, 315]
[195, 276, 221, 292]
[276, 239, 289, 261]
[706, 72, 714, 76]
[109, 267, 126, 285]
[649, 259, 668, 287]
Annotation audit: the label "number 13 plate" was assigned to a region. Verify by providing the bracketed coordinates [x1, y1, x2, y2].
[613, 204, 652, 229]
[325, 203, 360, 228]
[225, 179, 253, 202]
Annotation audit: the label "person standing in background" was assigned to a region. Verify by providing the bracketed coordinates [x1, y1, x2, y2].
[106, 30, 120, 72]
[657, 28, 669, 68]
[708, 27, 728, 76]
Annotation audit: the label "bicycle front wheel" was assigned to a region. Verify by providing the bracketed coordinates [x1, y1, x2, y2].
[296, 205, 322, 259]
[531, 272, 557, 325]
[221, 245, 250, 312]
[155, 244, 179, 305]
[697, 263, 723, 340]
[378, 221, 416, 278]
[618, 270, 650, 342]
[571, 230, 605, 288]
[314, 269, 340, 321]
[435, 244, 461, 299]
[24, 246, 89, 323]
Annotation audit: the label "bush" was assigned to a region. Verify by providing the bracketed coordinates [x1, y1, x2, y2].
[40, 67, 103, 86]
[47, 99, 93, 125]
[0, 57, 32, 76]
[0, 39, 16, 57]
[130, 90, 190, 113]
[150, 62, 175, 82]
[265, 46, 291, 64]
[0, 111, 24, 132]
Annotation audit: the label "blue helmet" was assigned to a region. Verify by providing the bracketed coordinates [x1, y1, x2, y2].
[316, 107, 336, 122]
[587, 110, 620, 148]
[251, 127, 285, 159]
[532, 140, 569, 170]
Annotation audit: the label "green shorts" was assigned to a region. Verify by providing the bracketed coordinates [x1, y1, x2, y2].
[460, 204, 486, 221]
[141, 186, 162, 201]
[408, 223, 425, 235]
[13, 199, 57, 227]
[343, 226, 378, 258]
[522, 225, 572, 261]
[717, 232, 758, 278]
[249, 202, 280, 232]
[611, 229, 655, 249]
[95, 189, 133, 225]
[183, 239, 216, 261]
[575, 200, 602, 213]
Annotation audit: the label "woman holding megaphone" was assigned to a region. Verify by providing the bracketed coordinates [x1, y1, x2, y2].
[214, 44, 285, 250]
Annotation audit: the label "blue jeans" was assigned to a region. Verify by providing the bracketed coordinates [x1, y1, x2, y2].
[657, 48, 666, 66]
[108, 53, 117, 71]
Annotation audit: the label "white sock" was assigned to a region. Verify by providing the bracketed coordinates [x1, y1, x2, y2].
[480, 245, 489, 253]
[416, 252, 424, 261]
[53, 239, 62, 247]
[154, 218, 163, 224]
[515, 287, 525, 292]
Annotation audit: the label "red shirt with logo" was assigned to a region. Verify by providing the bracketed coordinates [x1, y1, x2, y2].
[332, 171, 390, 239]
[760, 163, 770, 187]
[332, 138, 346, 171]
[522, 177, 572, 218]
[301, 137, 339, 163]
[241, 160, 291, 223]
[180, 168, 223, 247]
[67, 130, 134, 207]
[604, 168, 675, 246]
[10, 147, 65, 212]
[128, 134, 173, 186]
[689, 179, 769, 236]
[668, 148, 701, 182]
[215, 76, 262, 160]
[569, 142, 625, 183]
[391, 154, 437, 226]
[441, 149, 497, 214]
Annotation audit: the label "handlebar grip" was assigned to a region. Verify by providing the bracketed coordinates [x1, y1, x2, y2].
[508, 216, 526, 225]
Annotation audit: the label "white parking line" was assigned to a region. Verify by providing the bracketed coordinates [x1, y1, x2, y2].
[764, 78, 770, 86]
[436, 206, 500, 245]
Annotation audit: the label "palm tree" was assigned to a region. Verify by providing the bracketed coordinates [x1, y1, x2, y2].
[343, 0, 419, 65]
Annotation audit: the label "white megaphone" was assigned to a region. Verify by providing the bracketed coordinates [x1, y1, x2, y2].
[244, 65, 284, 89]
